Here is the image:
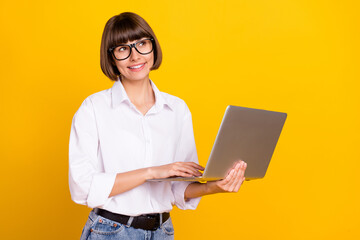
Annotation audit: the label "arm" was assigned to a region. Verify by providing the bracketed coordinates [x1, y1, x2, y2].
[170, 103, 204, 209]
[69, 98, 116, 207]
[70, 98, 204, 204]
[184, 161, 247, 200]
[109, 162, 204, 197]
[109, 168, 150, 198]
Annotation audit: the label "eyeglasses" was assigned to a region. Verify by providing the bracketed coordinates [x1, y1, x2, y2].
[108, 38, 154, 61]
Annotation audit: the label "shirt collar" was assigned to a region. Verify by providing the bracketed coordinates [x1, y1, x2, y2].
[111, 79, 173, 112]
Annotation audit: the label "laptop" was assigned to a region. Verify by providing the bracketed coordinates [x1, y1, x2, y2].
[147, 105, 287, 182]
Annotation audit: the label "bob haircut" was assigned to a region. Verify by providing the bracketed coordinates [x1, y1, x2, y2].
[100, 12, 163, 81]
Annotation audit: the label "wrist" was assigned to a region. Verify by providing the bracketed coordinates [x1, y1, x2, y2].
[205, 181, 223, 194]
[145, 167, 154, 180]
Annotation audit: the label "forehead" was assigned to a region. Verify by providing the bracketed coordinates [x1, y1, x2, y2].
[119, 37, 149, 45]
[110, 21, 151, 46]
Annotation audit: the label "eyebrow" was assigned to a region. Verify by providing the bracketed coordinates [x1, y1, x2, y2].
[116, 37, 150, 46]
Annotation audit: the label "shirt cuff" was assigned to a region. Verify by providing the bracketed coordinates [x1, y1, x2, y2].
[172, 181, 201, 210]
[87, 172, 117, 208]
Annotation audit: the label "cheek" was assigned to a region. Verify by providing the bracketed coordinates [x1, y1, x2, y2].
[148, 54, 155, 68]
[115, 62, 127, 74]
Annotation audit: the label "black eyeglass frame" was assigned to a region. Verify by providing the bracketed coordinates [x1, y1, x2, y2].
[108, 38, 155, 61]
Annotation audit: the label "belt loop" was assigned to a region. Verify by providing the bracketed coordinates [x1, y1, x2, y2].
[126, 216, 134, 227]
[160, 213, 163, 225]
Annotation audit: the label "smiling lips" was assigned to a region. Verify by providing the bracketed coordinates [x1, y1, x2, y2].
[128, 63, 146, 72]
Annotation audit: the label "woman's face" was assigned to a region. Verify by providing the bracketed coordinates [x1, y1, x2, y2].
[113, 38, 154, 82]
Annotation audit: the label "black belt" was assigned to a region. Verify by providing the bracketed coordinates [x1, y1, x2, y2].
[94, 208, 170, 231]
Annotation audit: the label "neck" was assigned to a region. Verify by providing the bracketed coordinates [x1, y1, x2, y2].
[121, 77, 155, 106]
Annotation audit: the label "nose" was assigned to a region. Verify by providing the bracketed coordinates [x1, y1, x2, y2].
[129, 46, 141, 61]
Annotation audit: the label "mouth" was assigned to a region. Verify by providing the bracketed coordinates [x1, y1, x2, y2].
[128, 63, 146, 71]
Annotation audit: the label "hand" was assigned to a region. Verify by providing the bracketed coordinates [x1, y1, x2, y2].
[148, 162, 205, 179]
[207, 160, 247, 193]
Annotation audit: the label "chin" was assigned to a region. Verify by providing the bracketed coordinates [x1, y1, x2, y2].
[122, 74, 149, 82]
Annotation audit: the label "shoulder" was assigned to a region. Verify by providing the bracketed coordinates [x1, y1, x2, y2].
[80, 88, 111, 108]
[87, 88, 111, 104]
[74, 88, 112, 117]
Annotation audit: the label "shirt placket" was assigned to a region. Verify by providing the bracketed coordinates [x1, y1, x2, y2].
[141, 116, 153, 167]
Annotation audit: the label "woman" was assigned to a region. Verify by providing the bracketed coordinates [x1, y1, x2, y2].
[69, 12, 247, 240]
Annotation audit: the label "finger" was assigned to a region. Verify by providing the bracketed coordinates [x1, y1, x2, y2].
[239, 161, 246, 179]
[225, 160, 240, 176]
[232, 162, 245, 191]
[182, 165, 203, 176]
[227, 163, 242, 192]
[173, 170, 196, 178]
[174, 162, 201, 171]
[234, 162, 247, 191]
[174, 165, 202, 177]
[230, 160, 242, 170]
[181, 162, 205, 173]
[217, 168, 235, 190]
[182, 162, 205, 171]
[169, 165, 198, 177]
[234, 176, 246, 192]
[233, 161, 246, 179]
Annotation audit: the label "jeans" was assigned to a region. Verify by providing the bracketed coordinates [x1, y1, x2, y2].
[80, 210, 174, 240]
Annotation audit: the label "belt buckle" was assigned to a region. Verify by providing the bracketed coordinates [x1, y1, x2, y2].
[145, 214, 160, 231]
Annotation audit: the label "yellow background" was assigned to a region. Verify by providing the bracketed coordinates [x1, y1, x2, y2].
[1, 0, 359, 239]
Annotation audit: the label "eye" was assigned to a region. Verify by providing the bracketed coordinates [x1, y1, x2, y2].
[138, 41, 146, 47]
[114, 45, 128, 52]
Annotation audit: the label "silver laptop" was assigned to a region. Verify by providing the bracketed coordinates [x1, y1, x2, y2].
[147, 105, 287, 182]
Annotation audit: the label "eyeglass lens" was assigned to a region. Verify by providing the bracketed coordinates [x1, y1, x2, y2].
[113, 39, 153, 60]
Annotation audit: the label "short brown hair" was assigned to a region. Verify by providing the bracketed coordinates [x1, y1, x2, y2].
[100, 12, 162, 81]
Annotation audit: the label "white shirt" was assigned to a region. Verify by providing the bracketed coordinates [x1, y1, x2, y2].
[68, 80, 201, 216]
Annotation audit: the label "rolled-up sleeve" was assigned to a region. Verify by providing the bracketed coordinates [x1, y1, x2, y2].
[68, 98, 116, 208]
[171, 104, 201, 210]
